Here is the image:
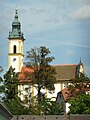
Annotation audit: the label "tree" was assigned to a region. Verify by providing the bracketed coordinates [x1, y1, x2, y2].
[41, 97, 63, 115]
[0, 66, 29, 115]
[0, 66, 3, 72]
[0, 77, 5, 97]
[0, 66, 4, 98]
[68, 74, 90, 114]
[3, 66, 18, 100]
[4, 96, 30, 115]
[68, 73, 90, 97]
[69, 94, 90, 114]
[25, 46, 56, 114]
[28, 96, 63, 115]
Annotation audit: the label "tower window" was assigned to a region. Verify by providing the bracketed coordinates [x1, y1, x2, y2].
[13, 45, 17, 53]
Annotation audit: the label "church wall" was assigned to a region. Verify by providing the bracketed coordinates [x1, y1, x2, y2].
[8, 55, 23, 72]
[18, 83, 66, 101]
[9, 39, 23, 54]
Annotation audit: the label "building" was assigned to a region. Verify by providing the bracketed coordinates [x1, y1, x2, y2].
[18, 62, 84, 101]
[0, 102, 12, 120]
[8, 9, 84, 101]
[56, 84, 90, 114]
[8, 8, 25, 73]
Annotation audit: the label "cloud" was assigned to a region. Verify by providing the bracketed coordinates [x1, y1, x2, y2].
[30, 36, 90, 49]
[30, 8, 49, 14]
[70, 5, 90, 20]
[66, 50, 75, 56]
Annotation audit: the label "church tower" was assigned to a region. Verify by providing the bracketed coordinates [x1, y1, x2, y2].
[8, 9, 25, 72]
[76, 58, 84, 77]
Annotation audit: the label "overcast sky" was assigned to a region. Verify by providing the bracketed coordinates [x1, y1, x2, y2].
[0, 0, 90, 76]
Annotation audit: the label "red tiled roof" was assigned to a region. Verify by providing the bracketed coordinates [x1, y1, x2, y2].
[55, 64, 77, 81]
[18, 66, 34, 83]
[61, 87, 90, 102]
[18, 64, 77, 83]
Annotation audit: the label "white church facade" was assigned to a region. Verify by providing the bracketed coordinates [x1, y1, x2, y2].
[8, 9, 25, 73]
[8, 9, 84, 108]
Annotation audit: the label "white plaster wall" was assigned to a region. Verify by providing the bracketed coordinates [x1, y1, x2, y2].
[80, 65, 84, 73]
[9, 39, 23, 54]
[18, 84, 31, 101]
[66, 102, 70, 113]
[9, 55, 23, 72]
[47, 83, 61, 100]
[33, 86, 38, 96]
[18, 83, 69, 102]
[18, 83, 61, 101]
[8, 39, 24, 72]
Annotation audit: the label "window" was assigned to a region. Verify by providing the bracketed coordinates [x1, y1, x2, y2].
[13, 45, 16, 53]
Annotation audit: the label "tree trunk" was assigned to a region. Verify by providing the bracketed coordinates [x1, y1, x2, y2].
[38, 87, 42, 115]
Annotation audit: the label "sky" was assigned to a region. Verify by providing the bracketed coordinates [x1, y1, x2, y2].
[0, 0, 90, 76]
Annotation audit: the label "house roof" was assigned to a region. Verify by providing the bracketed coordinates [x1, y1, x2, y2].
[18, 66, 34, 83]
[18, 64, 77, 83]
[0, 102, 13, 118]
[58, 86, 90, 102]
[54, 64, 77, 81]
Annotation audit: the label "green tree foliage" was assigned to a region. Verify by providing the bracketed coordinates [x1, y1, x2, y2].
[3, 66, 18, 100]
[68, 73, 90, 97]
[0, 66, 29, 115]
[0, 66, 3, 72]
[41, 98, 63, 115]
[68, 73, 90, 114]
[0, 76, 4, 94]
[28, 96, 63, 115]
[69, 94, 90, 114]
[0, 66, 4, 98]
[25, 46, 56, 114]
[4, 97, 29, 115]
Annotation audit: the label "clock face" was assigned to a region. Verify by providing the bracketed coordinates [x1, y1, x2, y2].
[13, 58, 16, 62]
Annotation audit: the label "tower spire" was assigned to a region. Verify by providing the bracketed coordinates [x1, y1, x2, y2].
[15, 5, 18, 19]
[15, 7, 18, 18]
[80, 57, 81, 64]
[8, 8, 25, 40]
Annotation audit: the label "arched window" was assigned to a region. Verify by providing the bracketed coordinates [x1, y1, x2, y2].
[13, 45, 17, 53]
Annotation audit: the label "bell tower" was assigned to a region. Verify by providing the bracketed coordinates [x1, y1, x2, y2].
[76, 58, 84, 77]
[8, 8, 25, 72]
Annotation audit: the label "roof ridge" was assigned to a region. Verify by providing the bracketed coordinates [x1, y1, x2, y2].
[52, 64, 77, 66]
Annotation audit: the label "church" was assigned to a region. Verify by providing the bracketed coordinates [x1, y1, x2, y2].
[8, 9, 84, 101]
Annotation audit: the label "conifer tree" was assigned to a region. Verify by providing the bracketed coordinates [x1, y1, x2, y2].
[0, 66, 4, 96]
[0, 66, 29, 115]
[3, 66, 18, 100]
